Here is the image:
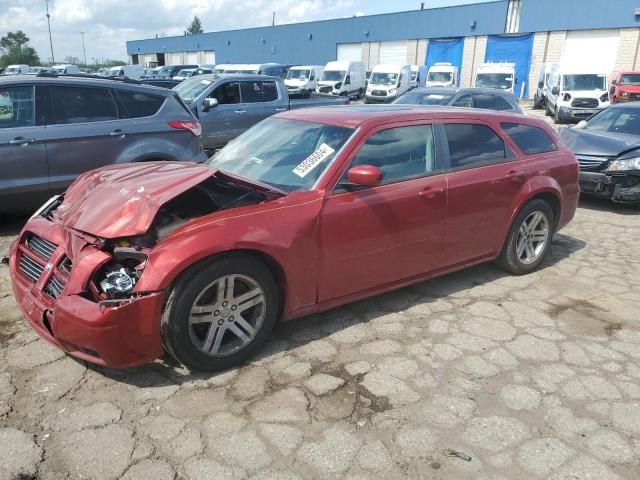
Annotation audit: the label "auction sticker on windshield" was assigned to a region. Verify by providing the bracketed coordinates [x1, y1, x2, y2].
[292, 143, 335, 178]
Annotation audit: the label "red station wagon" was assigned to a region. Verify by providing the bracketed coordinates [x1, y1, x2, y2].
[8, 106, 579, 371]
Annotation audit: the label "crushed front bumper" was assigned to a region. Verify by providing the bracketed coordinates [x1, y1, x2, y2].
[579, 171, 640, 204]
[9, 218, 166, 368]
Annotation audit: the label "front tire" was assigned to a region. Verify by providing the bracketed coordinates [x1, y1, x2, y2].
[161, 253, 279, 372]
[496, 199, 554, 275]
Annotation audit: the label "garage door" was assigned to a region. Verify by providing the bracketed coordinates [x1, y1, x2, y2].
[484, 33, 534, 97]
[187, 52, 198, 64]
[561, 30, 619, 73]
[167, 52, 182, 64]
[337, 43, 362, 62]
[379, 41, 408, 65]
[204, 51, 216, 64]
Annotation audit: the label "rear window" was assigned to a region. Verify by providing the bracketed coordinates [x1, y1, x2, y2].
[116, 91, 165, 118]
[501, 122, 558, 155]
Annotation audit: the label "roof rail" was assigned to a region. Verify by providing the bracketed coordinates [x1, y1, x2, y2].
[34, 72, 141, 84]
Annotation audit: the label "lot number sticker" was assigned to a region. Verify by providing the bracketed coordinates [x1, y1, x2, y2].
[292, 143, 335, 178]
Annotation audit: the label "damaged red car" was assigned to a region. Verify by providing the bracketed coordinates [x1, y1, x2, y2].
[9, 106, 579, 371]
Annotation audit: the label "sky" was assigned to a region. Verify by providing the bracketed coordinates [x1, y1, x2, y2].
[0, 0, 496, 63]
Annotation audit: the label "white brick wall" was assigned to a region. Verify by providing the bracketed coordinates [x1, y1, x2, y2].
[406, 39, 419, 64]
[460, 35, 487, 87]
[545, 30, 566, 63]
[615, 28, 640, 71]
[528, 32, 549, 99]
[369, 42, 380, 68]
[361, 42, 371, 69]
[417, 39, 428, 66]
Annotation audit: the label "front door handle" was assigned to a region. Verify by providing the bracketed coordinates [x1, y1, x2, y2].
[9, 137, 34, 146]
[274, 107, 287, 112]
[506, 170, 526, 183]
[419, 186, 444, 200]
[234, 110, 247, 114]
[109, 129, 126, 137]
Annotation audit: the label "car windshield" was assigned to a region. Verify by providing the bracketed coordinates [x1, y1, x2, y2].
[5, 67, 19, 74]
[585, 107, 640, 136]
[208, 117, 355, 192]
[176, 69, 193, 77]
[411, 71, 417, 80]
[53, 66, 66, 73]
[427, 71, 452, 83]
[370, 72, 398, 86]
[393, 92, 453, 105]
[619, 74, 640, 86]
[174, 77, 213, 103]
[476, 73, 513, 89]
[321, 70, 345, 82]
[107, 69, 121, 77]
[563, 74, 606, 91]
[157, 67, 174, 77]
[286, 69, 310, 80]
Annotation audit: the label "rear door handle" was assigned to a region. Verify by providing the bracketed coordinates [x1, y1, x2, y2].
[9, 137, 34, 146]
[506, 170, 526, 182]
[109, 129, 126, 137]
[419, 186, 444, 200]
[234, 110, 247, 114]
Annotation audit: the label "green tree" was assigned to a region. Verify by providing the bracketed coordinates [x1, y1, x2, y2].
[0, 30, 40, 67]
[187, 16, 204, 34]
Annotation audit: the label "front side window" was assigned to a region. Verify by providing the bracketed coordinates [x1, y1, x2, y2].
[209, 117, 354, 192]
[345, 125, 436, 185]
[51, 86, 117, 124]
[0, 86, 34, 129]
[209, 82, 241, 104]
[445, 123, 509, 170]
[501, 122, 557, 155]
[240, 81, 278, 103]
[452, 94, 473, 108]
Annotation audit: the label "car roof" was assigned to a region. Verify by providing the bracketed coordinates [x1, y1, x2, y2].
[277, 104, 533, 129]
[411, 86, 515, 96]
[0, 74, 173, 95]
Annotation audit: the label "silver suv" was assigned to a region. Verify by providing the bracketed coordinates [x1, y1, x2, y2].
[0, 75, 206, 213]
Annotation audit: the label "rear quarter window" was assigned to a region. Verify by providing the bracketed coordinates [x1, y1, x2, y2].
[501, 122, 558, 155]
[116, 90, 166, 118]
[444, 123, 512, 170]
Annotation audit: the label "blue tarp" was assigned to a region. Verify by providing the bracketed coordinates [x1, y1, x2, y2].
[484, 33, 534, 98]
[425, 37, 464, 83]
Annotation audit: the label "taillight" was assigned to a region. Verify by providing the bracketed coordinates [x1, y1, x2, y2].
[168, 120, 201, 137]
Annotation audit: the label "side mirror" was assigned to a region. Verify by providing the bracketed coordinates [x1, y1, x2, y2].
[551, 86, 560, 95]
[344, 76, 351, 85]
[611, 79, 617, 85]
[609, 85, 616, 95]
[347, 165, 382, 188]
[538, 81, 544, 88]
[202, 97, 218, 112]
[575, 120, 588, 129]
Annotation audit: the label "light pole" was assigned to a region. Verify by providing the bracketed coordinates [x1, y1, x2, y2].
[81, 32, 87, 65]
[45, 0, 55, 64]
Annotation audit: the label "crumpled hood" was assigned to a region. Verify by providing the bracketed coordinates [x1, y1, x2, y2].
[560, 127, 640, 157]
[53, 162, 215, 238]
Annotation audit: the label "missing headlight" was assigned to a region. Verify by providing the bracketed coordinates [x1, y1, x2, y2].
[100, 266, 136, 298]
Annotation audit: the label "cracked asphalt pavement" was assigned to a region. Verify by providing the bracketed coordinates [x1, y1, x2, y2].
[1, 106, 640, 480]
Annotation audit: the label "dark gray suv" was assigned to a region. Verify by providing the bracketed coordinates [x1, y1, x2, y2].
[0, 75, 206, 213]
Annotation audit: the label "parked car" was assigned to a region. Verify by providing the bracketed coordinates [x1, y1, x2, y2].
[474, 62, 516, 93]
[4, 65, 30, 75]
[194, 67, 215, 76]
[545, 64, 609, 124]
[0, 75, 206, 213]
[157, 64, 199, 79]
[533, 63, 553, 108]
[608, 71, 640, 104]
[107, 64, 145, 79]
[284, 65, 324, 97]
[316, 61, 366, 98]
[7, 106, 579, 371]
[29, 66, 54, 75]
[173, 68, 198, 81]
[173, 74, 349, 150]
[52, 64, 80, 75]
[425, 62, 460, 88]
[221, 63, 286, 77]
[143, 67, 163, 78]
[393, 87, 523, 113]
[365, 64, 412, 104]
[560, 103, 640, 205]
[140, 78, 183, 89]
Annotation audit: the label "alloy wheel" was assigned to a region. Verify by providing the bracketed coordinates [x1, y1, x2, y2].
[515, 211, 549, 265]
[188, 274, 266, 356]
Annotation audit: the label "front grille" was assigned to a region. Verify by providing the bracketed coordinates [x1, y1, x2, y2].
[576, 155, 608, 171]
[371, 90, 387, 96]
[26, 234, 57, 260]
[19, 255, 44, 283]
[571, 98, 598, 108]
[44, 276, 66, 299]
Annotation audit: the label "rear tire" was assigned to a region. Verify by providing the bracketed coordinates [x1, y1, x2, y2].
[496, 199, 554, 275]
[553, 106, 562, 124]
[161, 253, 279, 372]
[545, 102, 552, 116]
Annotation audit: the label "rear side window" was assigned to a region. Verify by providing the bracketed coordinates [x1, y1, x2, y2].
[0, 86, 34, 129]
[472, 93, 514, 111]
[445, 123, 509, 170]
[240, 81, 278, 103]
[116, 91, 165, 118]
[50, 86, 117, 124]
[501, 122, 558, 155]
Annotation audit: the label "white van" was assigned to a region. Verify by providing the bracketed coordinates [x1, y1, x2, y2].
[545, 64, 609, 124]
[425, 62, 460, 88]
[285, 65, 324, 97]
[4, 65, 30, 75]
[410, 65, 419, 88]
[316, 61, 366, 98]
[533, 62, 553, 108]
[474, 63, 516, 93]
[222, 63, 286, 77]
[52, 64, 80, 75]
[107, 64, 145, 79]
[365, 64, 412, 103]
